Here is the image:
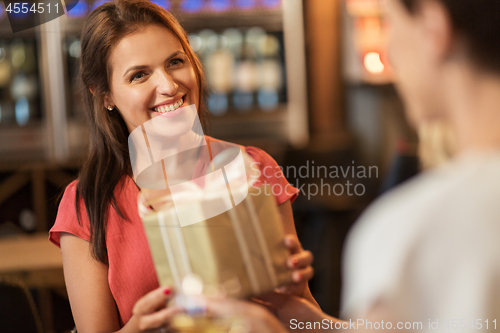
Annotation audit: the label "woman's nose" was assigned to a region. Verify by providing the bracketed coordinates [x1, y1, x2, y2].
[155, 70, 178, 96]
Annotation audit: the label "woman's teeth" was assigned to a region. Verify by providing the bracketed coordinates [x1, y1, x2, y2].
[152, 97, 184, 113]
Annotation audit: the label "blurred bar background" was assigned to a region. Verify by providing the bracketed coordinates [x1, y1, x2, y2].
[0, 0, 420, 332]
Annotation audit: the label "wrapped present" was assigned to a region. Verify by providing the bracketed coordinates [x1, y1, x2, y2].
[128, 106, 292, 298]
[139, 147, 292, 298]
[141, 182, 292, 298]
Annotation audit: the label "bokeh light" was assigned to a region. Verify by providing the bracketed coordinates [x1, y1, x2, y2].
[236, 0, 255, 10]
[364, 52, 384, 74]
[67, 0, 89, 18]
[261, 0, 281, 9]
[91, 0, 112, 11]
[180, 0, 204, 13]
[151, 0, 171, 10]
[208, 0, 231, 12]
[15, 97, 29, 126]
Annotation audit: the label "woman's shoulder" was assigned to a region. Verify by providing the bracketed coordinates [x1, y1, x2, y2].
[205, 136, 299, 204]
[49, 176, 137, 247]
[57, 179, 80, 210]
[49, 179, 86, 247]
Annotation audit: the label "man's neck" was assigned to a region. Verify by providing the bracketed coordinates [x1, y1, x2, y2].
[445, 66, 500, 155]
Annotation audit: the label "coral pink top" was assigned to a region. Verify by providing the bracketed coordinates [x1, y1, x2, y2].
[49, 136, 299, 326]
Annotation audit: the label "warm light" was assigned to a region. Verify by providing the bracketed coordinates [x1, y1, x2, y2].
[364, 17, 381, 34]
[346, 0, 380, 16]
[364, 52, 385, 74]
[182, 274, 204, 296]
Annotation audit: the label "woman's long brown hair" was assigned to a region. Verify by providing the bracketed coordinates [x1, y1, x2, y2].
[76, 0, 208, 264]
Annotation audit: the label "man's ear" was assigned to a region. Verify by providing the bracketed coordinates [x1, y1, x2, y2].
[89, 85, 96, 96]
[420, 0, 453, 63]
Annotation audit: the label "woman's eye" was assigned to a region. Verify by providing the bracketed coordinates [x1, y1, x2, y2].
[130, 72, 146, 82]
[170, 58, 184, 66]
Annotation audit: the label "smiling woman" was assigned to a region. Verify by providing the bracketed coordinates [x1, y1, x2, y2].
[47, 0, 315, 332]
[66, 0, 207, 267]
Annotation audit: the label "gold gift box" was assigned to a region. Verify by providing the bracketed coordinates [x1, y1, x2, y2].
[141, 183, 292, 299]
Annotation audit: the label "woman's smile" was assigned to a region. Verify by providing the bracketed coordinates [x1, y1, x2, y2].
[150, 94, 185, 113]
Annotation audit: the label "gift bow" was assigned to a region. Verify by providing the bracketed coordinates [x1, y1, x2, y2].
[168, 145, 258, 227]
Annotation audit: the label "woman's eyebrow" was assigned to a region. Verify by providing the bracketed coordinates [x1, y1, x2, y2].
[122, 51, 185, 78]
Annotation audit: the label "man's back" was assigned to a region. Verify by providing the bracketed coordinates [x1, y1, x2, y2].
[342, 151, 500, 330]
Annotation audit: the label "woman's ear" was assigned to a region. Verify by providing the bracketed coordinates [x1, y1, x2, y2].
[103, 94, 114, 110]
[90, 86, 114, 109]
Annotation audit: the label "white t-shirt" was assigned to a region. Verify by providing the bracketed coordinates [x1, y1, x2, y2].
[341, 151, 500, 330]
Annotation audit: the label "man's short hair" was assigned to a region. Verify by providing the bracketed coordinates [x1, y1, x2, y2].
[401, 0, 500, 74]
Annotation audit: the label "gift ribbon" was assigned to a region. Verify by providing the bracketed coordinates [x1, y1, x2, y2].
[158, 210, 182, 288]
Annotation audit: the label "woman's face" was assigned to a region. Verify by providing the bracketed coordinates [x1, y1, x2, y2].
[105, 24, 199, 134]
[384, 0, 446, 127]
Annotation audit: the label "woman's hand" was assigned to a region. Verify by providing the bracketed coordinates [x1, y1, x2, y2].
[129, 286, 181, 332]
[61, 233, 180, 333]
[280, 235, 316, 302]
[276, 200, 318, 307]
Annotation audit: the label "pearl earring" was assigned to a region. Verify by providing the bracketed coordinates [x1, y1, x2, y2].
[107, 105, 114, 111]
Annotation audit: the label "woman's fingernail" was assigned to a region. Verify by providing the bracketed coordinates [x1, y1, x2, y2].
[291, 258, 299, 267]
[164, 288, 171, 295]
[294, 272, 302, 282]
